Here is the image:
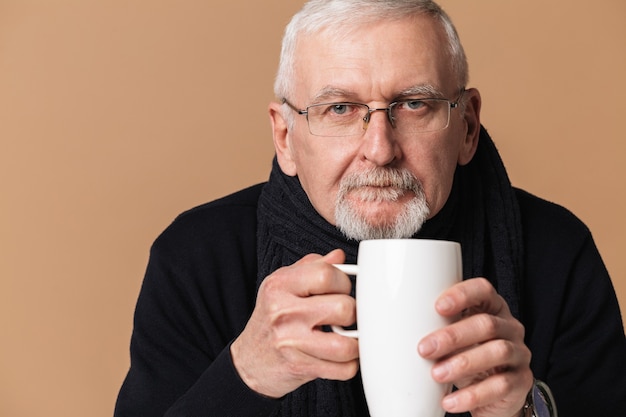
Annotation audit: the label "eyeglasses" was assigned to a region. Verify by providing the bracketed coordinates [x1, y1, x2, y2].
[282, 89, 465, 137]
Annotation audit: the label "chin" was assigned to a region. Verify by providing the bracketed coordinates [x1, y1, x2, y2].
[335, 199, 430, 241]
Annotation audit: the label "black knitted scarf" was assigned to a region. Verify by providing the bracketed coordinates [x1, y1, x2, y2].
[256, 126, 523, 417]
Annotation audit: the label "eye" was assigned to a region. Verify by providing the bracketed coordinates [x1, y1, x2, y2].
[314, 103, 361, 118]
[330, 104, 350, 115]
[403, 100, 426, 110]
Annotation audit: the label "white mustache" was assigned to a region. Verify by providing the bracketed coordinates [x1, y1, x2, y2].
[338, 168, 424, 202]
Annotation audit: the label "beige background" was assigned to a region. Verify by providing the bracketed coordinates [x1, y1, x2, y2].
[1, 1, 624, 416]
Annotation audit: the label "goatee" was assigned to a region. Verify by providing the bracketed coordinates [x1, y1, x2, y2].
[334, 167, 430, 241]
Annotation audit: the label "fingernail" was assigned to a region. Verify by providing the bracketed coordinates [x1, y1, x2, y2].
[432, 363, 450, 380]
[442, 394, 458, 410]
[418, 338, 437, 356]
[436, 296, 454, 312]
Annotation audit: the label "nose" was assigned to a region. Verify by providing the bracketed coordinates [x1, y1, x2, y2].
[360, 109, 399, 166]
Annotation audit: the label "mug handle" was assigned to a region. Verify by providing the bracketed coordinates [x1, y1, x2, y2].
[331, 264, 359, 338]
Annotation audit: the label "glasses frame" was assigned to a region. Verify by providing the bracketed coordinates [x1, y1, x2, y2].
[282, 89, 466, 137]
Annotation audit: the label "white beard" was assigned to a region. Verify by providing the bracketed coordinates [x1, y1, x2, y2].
[334, 167, 430, 241]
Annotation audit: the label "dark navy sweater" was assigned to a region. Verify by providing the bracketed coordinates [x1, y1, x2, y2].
[115, 184, 626, 416]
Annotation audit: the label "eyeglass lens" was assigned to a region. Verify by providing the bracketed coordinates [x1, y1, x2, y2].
[305, 100, 451, 137]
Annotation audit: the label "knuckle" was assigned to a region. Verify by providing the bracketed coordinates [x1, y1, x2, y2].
[333, 297, 349, 315]
[522, 344, 532, 364]
[521, 368, 534, 389]
[512, 318, 526, 339]
[495, 369, 532, 400]
[334, 297, 356, 323]
[476, 313, 499, 338]
[454, 352, 471, 373]
[312, 267, 333, 287]
[440, 326, 462, 348]
[492, 339, 515, 359]
[492, 373, 515, 397]
[275, 337, 296, 356]
[266, 301, 290, 326]
[259, 273, 284, 296]
[474, 277, 494, 294]
[463, 387, 480, 406]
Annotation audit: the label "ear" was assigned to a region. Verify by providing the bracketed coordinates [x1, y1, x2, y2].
[268, 101, 297, 176]
[457, 88, 481, 166]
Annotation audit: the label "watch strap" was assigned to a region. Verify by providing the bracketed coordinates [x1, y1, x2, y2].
[522, 379, 558, 417]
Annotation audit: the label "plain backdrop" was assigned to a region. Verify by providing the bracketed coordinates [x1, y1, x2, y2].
[1, 1, 624, 416]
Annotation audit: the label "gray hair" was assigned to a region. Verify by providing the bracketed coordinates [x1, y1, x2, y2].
[274, 0, 469, 103]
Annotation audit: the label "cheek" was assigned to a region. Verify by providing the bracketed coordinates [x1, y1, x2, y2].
[418, 140, 461, 216]
[292, 146, 356, 225]
[298, 173, 340, 225]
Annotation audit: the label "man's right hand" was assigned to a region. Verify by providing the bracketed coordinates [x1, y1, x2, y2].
[230, 249, 359, 398]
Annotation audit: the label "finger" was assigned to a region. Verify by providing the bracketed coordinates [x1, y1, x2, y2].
[275, 337, 361, 384]
[262, 291, 356, 354]
[300, 260, 353, 297]
[304, 356, 361, 383]
[233, 320, 360, 397]
[321, 248, 346, 265]
[262, 250, 352, 297]
[303, 293, 357, 329]
[284, 325, 360, 363]
[431, 338, 531, 384]
[271, 302, 360, 381]
[292, 248, 345, 267]
[441, 369, 533, 415]
[260, 283, 355, 334]
[419, 312, 526, 359]
[435, 278, 511, 318]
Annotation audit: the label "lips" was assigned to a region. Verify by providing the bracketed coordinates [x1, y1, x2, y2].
[348, 185, 409, 202]
[337, 167, 423, 204]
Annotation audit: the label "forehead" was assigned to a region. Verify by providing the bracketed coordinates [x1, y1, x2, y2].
[293, 14, 456, 102]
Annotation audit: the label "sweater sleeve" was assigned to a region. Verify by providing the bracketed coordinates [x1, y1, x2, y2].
[115, 185, 281, 416]
[543, 234, 626, 415]
[518, 190, 626, 416]
[164, 343, 280, 416]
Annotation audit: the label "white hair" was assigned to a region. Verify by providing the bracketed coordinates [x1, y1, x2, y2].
[274, 0, 469, 105]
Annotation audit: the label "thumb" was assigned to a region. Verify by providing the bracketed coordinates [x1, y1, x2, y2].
[322, 248, 346, 265]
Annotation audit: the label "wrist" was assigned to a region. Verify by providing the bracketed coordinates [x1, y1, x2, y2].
[521, 379, 558, 417]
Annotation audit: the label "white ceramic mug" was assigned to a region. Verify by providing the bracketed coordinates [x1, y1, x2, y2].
[333, 239, 462, 417]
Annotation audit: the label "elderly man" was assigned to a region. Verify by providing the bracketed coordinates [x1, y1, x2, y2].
[115, 1, 626, 416]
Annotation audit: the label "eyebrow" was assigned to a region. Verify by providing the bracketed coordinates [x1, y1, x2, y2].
[310, 86, 359, 104]
[309, 83, 446, 104]
[397, 84, 446, 99]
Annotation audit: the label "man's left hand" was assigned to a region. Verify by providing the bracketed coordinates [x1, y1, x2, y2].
[418, 277, 533, 417]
